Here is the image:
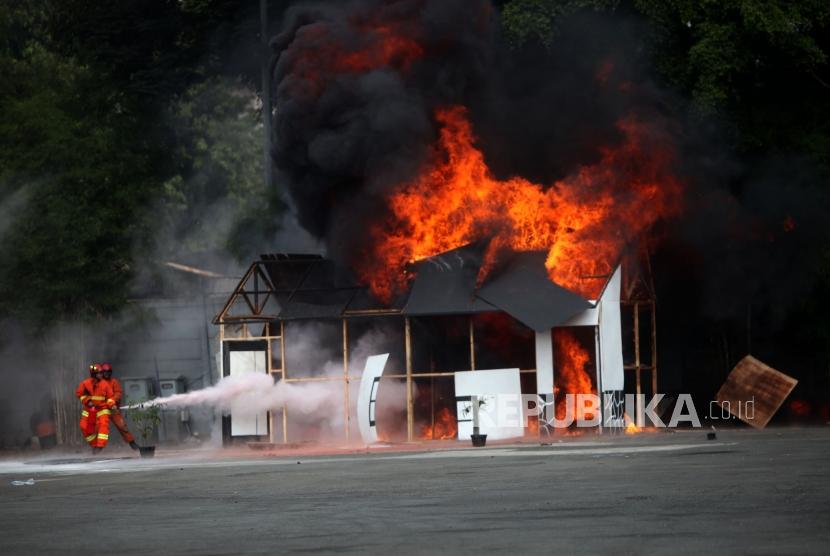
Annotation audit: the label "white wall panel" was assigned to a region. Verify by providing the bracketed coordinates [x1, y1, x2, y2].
[598, 266, 624, 391]
[357, 353, 389, 444]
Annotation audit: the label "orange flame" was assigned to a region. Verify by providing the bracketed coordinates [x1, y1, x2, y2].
[624, 415, 642, 435]
[338, 25, 423, 73]
[554, 330, 596, 423]
[526, 416, 540, 435]
[359, 106, 683, 300]
[421, 407, 458, 440]
[285, 21, 423, 97]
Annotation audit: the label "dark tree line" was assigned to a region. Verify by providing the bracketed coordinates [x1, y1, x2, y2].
[0, 0, 284, 328]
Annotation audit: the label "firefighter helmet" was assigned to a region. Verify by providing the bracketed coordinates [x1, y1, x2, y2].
[88, 364, 101, 376]
[101, 362, 113, 378]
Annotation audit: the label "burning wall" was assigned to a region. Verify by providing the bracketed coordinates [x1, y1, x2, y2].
[553, 328, 597, 423]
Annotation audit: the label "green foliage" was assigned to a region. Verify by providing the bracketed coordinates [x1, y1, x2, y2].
[502, 0, 830, 163]
[0, 9, 154, 324]
[0, 1, 285, 329]
[634, 0, 830, 156]
[502, 0, 620, 47]
[641, 1, 830, 161]
[157, 77, 283, 260]
[127, 399, 162, 441]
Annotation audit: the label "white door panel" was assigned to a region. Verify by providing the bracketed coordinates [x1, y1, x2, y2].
[229, 350, 267, 436]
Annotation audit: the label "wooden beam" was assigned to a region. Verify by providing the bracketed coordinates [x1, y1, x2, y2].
[164, 261, 223, 278]
[469, 317, 476, 370]
[405, 317, 414, 441]
[651, 302, 658, 396]
[342, 308, 402, 317]
[282, 406, 288, 444]
[283, 375, 361, 383]
[634, 302, 641, 404]
[213, 263, 256, 324]
[281, 321, 287, 443]
[268, 373, 276, 445]
[342, 318, 350, 441]
[594, 324, 603, 434]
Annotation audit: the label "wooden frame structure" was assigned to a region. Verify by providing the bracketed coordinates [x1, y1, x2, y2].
[621, 246, 659, 409]
[214, 260, 531, 442]
[214, 252, 659, 442]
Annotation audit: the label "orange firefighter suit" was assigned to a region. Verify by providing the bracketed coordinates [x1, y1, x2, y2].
[75, 374, 115, 449]
[102, 374, 136, 444]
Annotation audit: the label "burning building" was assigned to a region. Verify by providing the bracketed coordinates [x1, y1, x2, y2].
[210, 0, 683, 444]
[213, 245, 658, 443]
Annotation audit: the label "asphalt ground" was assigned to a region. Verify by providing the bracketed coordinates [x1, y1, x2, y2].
[1, 427, 828, 555]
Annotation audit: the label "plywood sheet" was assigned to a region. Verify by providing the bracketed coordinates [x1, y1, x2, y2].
[715, 355, 797, 429]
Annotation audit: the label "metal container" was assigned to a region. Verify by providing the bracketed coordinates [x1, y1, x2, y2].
[158, 377, 188, 443]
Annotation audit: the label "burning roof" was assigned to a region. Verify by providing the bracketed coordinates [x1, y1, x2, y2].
[217, 248, 601, 332]
[403, 244, 593, 330]
[474, 251, 593, 331]
[272, 1, 685, 312]
[355, 106, 682, 303]
[246, 0, 688, 330]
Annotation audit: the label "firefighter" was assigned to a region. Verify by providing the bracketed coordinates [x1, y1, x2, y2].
[100, 363, 139, 450]
[75, 364, 115, 454]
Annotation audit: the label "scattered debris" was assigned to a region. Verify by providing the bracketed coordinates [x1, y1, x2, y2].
[707, 426, 717, 440]
[247, 442, 277, 451]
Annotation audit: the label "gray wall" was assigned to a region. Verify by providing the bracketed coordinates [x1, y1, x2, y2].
[109, 286, 233, 444]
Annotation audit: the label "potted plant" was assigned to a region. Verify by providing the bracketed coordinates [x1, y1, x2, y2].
[127, 399, 161, 457]
[463, 396, 488, 447]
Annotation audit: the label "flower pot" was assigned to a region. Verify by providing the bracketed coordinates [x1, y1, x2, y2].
[471, 434, 487, 447]
[138, 446, 155, 458]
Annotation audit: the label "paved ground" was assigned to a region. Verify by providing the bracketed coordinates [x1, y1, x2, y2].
[1, 428, 828, 555]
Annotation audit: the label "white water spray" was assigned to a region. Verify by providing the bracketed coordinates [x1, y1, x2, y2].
[121, 373, 342, 419]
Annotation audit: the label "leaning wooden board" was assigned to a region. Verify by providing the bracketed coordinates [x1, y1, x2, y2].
[715, 355, 798, 429]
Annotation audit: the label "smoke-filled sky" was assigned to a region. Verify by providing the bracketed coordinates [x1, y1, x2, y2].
[271, 0, 827, 314]
[272, 1, 662, 265]
[270, 0, 830, 398]
[276, 1, 694, 308]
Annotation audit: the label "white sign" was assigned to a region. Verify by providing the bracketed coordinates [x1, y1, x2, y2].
[454, 368, 523, 440]
[357, 353, 389, 444]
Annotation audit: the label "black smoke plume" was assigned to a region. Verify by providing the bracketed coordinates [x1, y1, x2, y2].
[271, 1, 830, 409]
[271, 1, 663, 269]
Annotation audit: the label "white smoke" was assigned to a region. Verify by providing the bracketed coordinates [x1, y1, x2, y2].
[0, 186, 32, 241]
[110, 328, 409, 445]
[122, 373, 342, 418]
[121, 324, 408, 439]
